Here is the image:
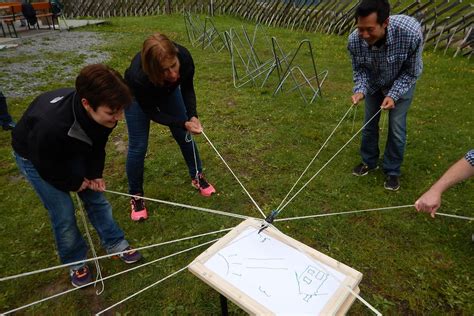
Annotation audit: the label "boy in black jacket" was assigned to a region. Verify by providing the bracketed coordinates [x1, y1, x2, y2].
[12, 64, 142, 288]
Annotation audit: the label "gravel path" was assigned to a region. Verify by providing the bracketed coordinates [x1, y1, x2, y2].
[0, 31, 110, 98]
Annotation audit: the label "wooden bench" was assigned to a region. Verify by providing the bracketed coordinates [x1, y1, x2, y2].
[32, 2, 56, 30]
[0, 3, 22, 38]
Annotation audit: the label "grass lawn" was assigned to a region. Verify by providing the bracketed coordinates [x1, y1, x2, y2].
[0, 14, 473, 314]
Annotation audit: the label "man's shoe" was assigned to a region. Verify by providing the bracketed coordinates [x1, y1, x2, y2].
[2, 121, 15, 131]
[116, 247, 142, 264]
[130, 195, 148, 221]
[352, 163, 378, 176]
[70, 265, 92, 288]
[384, 175, 400, 191]
[191, 173, 216, 197]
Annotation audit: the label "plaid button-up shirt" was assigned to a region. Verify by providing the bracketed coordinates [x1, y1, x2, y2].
[466, 150, 474, 167]
[348, 15, 423, 101]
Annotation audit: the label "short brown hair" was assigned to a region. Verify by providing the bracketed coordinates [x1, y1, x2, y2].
[75, 64, 132, 111]
[141, 32, 178, 86]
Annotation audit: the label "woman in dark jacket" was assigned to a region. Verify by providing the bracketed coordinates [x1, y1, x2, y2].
[124, 32, 215, 222]
[12, 64, 142, 288]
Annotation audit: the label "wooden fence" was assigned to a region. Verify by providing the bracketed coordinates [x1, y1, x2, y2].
[60, 0, 473, 57]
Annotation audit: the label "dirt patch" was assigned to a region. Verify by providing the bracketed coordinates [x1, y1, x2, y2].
[39, 275, 110, 313]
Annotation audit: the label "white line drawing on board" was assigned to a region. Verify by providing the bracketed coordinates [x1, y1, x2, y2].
[296, 265, 329, 303]
[217, 253, 288, 277]
[259, 286, 271, 297]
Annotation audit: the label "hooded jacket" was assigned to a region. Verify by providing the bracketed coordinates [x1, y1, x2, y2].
[12, 88, 114, 192]
[124, 43, 198, 128]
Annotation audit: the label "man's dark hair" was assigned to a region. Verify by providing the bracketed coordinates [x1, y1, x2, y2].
[75, 64, 132, 111]
[355, 0, 390, 24]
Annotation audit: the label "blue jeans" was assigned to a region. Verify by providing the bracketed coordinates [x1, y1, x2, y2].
[125, 86, 202, 195]
[14, 152, 129, 271]
[360, 86, 415, 176]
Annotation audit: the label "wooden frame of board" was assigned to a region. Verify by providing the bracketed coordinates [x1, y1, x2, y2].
[188, 218, 363, 315]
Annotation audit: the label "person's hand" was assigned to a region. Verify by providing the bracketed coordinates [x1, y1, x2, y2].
[414, 189, 442, 218]
[381, 96, 395, 110]
[351, 92, 365, 105]
[189, 116, 202, 132]
[185, 117, 203, 134]
[189, 116, 202, 129]
[87, 178, 106, 192]
[77, 178, 90, 192]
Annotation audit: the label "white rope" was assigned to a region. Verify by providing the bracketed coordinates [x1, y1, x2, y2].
[96, 265, 189, 314]
[277, 108, 383, 214]
[3, 238, 219, 315]
[201, 130, 266, 218]
[104, 189, 249, 220]
[275, 204, 414, 222]
[75, 193, 105, 295]
[344, 285, 381, 316]
[185, 131, 200, 180]
[276, 104, 355, 211]
[351, 104, 358, 133]
[275, 205, 474, 222]
[436, 212, 473, 221]
[1, 227, 233, 282]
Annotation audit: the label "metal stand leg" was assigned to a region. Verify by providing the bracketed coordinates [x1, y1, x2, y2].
[220, 294, 228, 316]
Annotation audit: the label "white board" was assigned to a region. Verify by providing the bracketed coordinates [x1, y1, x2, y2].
[189, 218, 362, 315]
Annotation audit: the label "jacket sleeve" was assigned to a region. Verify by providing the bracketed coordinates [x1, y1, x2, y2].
[348, 43, 369, 96]
[180, 55, 198, 119]
[84, 140, 106, 180]
[133, 86, 187, 128]
[29, 123, 84, 192]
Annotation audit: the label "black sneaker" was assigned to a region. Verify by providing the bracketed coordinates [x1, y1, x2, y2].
[352, 163, 378, 176]
[70, 265, 92, 288]
[116, 246, 142, 264]
[384, 175, 400, 191]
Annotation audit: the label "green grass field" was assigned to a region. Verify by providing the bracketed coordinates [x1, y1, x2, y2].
[0, 14, 473, 314]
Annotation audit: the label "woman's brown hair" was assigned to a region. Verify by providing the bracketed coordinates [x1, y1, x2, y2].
[141, 32, 178, 86]
[75, 64, 132, 111]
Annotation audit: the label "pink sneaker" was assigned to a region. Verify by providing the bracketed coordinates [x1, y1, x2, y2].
[130, 195, 148, 221]
[191, 173, 216, 197]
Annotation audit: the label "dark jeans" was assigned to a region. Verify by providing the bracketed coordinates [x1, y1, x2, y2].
[15, 152, 129, 271]
[360, 86, 415, 176]
[0, 92, 13, 125]
[125, 86, 202, 195]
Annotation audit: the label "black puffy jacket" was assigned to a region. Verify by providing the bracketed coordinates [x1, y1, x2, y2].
[12, 88, 114, 192]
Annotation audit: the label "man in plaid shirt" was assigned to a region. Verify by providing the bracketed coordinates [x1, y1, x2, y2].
[348, 0, 423, 191]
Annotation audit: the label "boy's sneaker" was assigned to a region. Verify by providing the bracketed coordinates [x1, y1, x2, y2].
[191, 173, 216, 197]
[70, 265, 92, 288]
[116, 247, 142, 264]
[352, 163, 378, 176]
[130, 195, 148, 221]
[384, 175, 400, 191]
[2, 121, 15, 131]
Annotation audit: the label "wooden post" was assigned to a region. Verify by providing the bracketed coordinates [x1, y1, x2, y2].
[219, 294, 228, 316]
